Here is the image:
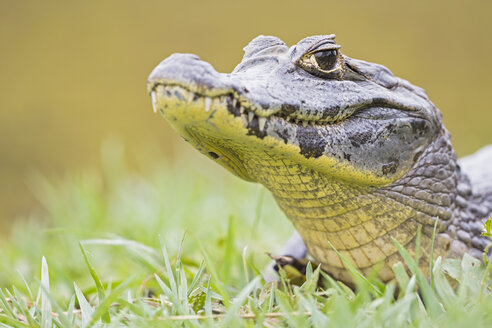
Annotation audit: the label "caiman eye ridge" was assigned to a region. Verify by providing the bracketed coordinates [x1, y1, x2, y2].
[150, 83, 349, 131]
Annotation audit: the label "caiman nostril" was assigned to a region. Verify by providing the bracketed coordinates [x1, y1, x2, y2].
[208, 151, 220, 159]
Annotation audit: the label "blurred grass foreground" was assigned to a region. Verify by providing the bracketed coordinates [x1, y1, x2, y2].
[0, 139, 491, 327]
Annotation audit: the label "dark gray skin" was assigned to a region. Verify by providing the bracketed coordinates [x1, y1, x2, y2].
[148, 35, 492, 283]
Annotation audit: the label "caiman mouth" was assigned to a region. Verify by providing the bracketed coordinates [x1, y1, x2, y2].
[149, 82, 421, 136]
[149, 82, 356, 135]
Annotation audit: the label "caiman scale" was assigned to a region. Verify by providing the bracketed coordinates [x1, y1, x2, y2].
[147, 35, 492, 284]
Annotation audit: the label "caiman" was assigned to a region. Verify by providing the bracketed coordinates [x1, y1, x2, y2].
[147, 35, 492, 284]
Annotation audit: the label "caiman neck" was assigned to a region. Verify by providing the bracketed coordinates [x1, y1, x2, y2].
[246, 132, 458, 282]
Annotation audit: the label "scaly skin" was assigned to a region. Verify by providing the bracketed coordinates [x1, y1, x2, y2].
[147, 35, 492, 284]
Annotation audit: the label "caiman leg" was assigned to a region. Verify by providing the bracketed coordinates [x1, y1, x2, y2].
[279, 231, 308, 260]
[265, 232, 308, 283]
[269, 232, 327, 286]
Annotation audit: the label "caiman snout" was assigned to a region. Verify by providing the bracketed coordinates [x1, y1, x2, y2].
[147, 53, 231, 94]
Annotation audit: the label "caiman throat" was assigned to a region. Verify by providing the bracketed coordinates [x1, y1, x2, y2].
[147, 35, 492, 284]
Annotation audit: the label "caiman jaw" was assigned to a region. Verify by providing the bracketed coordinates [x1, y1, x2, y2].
[148, 82, 358, 183]
[149, 82, 352, 134]
[148, 82, 341, 182]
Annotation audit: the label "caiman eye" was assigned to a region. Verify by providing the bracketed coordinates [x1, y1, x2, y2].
[296, 45, 343, 78]
[311, 50, 338, 71]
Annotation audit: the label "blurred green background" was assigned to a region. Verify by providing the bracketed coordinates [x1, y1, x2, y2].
[1, 0, 491, 222]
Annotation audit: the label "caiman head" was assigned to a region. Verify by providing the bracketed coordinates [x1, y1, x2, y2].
[147, 35, 456, 282]
[147, 35, 441, 187]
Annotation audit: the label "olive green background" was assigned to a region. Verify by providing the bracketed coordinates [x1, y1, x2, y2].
[1, 0, 491, 222]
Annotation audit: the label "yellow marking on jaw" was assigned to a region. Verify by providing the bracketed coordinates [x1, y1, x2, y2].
[153, 84, 394, 186]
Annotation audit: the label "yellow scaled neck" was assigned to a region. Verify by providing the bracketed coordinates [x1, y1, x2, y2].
[242, 155, 441, 283]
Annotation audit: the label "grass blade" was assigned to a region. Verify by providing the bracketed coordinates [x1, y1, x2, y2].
[327, 241, 382, 296]
[66, 295, 75, 327]
[159, 236, 178, 297]
[178, 265, 189, 312]
[154, 274, 185, 315]
[40, 257, 52, 328]
[392, 237, 443, 317]
[79, 243, 110, 323]
[222, 276, 260, 325]
[431, 257, 456, 305]
[74, 283, 94, 328]
[204, 278, 213, 319]
[0, 315, 32, 328]
[197, 239, 230, 306]
[187, 260, 205, 297]
[0, 290, 16, 319]
[392, 261, 410, 295]
[12, 287, 38, 327]
[429, 218, 439, 288]
[18, 272, 35, 304]
[82, 238, 161, 271]
[86, 277, 133, 328]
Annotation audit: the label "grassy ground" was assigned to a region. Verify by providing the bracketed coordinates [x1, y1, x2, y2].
[0, 147, 491, 327]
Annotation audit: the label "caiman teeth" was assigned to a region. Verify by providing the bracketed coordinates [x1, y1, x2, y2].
[152, 84, 338, 128]
[248, 111, 255, 123]
[187, 90, 194, 102]
[258, 117, 266, 132]
[151, 91, 158, 113]
[204, 97, 212, 112]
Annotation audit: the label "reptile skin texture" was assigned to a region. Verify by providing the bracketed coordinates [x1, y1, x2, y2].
[147, 35, 492, 284]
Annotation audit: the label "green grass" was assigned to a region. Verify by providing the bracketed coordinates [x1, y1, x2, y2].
[0, 146, 491, 327]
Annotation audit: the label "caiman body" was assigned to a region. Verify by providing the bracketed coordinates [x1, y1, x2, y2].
[147, 35, 492, 284]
